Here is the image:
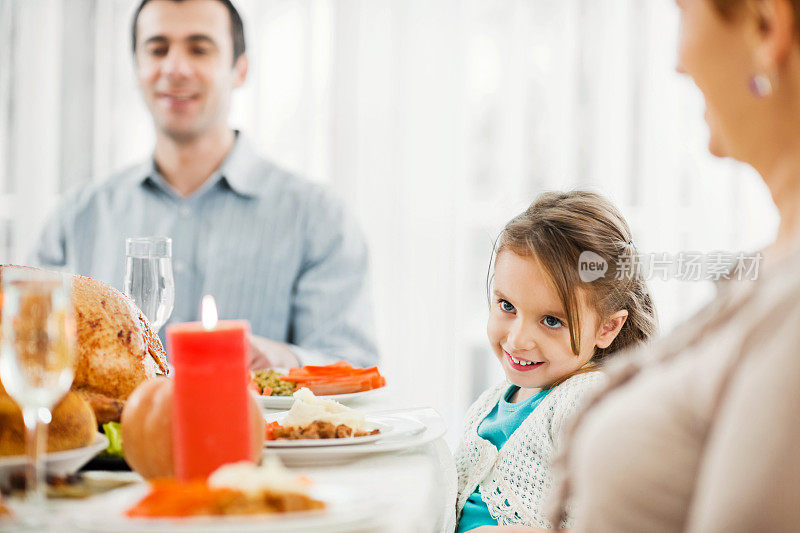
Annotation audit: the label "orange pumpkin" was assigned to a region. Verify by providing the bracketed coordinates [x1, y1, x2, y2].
[121, 378, 264, 479]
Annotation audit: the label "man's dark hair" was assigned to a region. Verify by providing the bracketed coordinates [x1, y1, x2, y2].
[131, 0, 246, 63]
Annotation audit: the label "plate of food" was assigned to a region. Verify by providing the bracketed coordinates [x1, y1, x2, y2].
[266, 408, 440, 467]
[251, 361, 386, 410]
[263, 388, 392, 448]
[0, 385, 110, 489]
[70, 457, 384, 533]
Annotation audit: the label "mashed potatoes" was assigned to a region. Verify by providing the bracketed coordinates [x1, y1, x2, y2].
[208, 455, 310, 495]
[282, 388, 373, 433]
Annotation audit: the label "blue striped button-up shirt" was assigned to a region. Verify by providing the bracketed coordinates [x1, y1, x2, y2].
[31, 134, 378, 366]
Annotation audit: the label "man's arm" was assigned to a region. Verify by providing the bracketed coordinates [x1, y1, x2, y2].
[249, 334, 299, 369]
[249, 335, 357, 370]
[247, 190, 377, 370]
[287, 190, 378, 367]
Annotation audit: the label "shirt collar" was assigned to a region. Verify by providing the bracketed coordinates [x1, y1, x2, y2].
[216, 132, 264, 197]
[138, 131, 264, 199]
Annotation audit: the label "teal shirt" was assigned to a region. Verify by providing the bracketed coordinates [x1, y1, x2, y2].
[457, 386, 553, 533]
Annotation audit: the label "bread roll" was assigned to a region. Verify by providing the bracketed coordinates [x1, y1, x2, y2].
[0, 386, 97, 456]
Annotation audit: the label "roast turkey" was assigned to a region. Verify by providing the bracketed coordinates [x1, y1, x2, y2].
[0, 265, 169, 424]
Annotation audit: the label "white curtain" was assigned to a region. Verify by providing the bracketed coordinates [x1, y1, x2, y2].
[0, 0, 778, 444]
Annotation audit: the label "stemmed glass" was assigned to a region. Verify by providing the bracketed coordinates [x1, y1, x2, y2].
[0, 268, 76, 524]
[123, 236, 175, 332]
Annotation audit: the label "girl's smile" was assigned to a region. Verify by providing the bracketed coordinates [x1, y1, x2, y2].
[503, 349, 545, 372]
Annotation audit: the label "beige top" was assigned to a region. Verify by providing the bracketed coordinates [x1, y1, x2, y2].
[550, 249, 800, 532]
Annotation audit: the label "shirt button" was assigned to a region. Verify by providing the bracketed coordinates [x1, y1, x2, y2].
[179, 206, 191, 218]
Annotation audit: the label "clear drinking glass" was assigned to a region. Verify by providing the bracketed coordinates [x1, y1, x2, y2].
[123, 237, 175, 332]
[0, 268, 76, 524]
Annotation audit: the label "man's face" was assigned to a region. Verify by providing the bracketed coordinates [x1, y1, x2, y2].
[135, 0, 247, 141]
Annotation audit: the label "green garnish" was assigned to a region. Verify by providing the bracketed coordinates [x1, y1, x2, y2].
[100, 421, 124, 458]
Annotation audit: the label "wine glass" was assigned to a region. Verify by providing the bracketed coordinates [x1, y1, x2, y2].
[0, 268, 76, 524]
[123, 236, 175, 332]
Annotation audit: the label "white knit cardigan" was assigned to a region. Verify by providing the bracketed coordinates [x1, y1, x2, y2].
[452, 372, 607, 530]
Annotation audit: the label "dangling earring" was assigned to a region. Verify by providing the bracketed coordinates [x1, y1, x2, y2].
[749, 73, 773, 97]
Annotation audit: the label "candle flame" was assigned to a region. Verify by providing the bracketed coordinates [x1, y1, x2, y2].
[201, 295, 218, 330]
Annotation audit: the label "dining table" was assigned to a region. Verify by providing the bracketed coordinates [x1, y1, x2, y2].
[4, 390, 458, 533]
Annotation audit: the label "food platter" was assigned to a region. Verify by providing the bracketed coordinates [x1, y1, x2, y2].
[70, 482, 385, 533]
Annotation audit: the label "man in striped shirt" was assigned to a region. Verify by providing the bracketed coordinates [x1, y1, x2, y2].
[31, 0, 377, 369]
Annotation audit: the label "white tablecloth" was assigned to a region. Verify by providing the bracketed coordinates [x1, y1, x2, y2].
[9, 393, 458, 533]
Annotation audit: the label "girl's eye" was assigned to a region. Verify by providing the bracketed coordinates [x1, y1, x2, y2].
[499, 299, 515, 313]
[542, 315, 563, 329]
[147, 47, 168, 57]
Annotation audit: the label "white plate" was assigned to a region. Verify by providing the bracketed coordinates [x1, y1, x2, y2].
[0, 433, 108, 487]
[264, 415, 392, 448]
[70, 481, 386, 533]
[265, 409, 442, 467]
[251, 386, 387, 410]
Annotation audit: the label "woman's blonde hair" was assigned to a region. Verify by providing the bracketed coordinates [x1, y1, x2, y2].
[493, 190, 657, 363]
[710, 0, 800, 30]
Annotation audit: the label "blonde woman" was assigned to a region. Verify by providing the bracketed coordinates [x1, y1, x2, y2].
[547, 1, 800, 531]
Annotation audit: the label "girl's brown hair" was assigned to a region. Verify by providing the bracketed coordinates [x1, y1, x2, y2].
[494, 190, 657, 363]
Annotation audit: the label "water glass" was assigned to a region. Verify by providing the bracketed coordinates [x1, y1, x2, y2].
[123, 237, 175, 332]
[0, 268, 76, 523]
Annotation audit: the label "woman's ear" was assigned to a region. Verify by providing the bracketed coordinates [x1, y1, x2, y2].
[595, 310, 629, 349]
[749, 0, 796, 68]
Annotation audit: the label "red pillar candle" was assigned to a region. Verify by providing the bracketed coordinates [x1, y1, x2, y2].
[166, 296, 252, 481]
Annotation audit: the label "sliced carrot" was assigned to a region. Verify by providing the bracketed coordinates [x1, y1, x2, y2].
[265, 421, 282, 441]
[370, 374, 385, 389]
[277, 361, 386, 394]
[125, 479, 239, 517]
[303, 381, 365, 395]
[300, 361, 354, 374]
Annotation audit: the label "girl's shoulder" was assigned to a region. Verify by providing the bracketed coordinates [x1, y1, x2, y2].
[541, 371, 608, 419]
[546, 370, 608, 411]
[542, 371, 608, 444]
[552, 370, 608, 397]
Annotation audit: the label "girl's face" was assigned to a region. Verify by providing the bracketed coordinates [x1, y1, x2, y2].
[487, 250, 625, 390]
[675, 0, 761, 158]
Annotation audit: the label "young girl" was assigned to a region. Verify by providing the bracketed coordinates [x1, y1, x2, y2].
[453, 191, 657, 532]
